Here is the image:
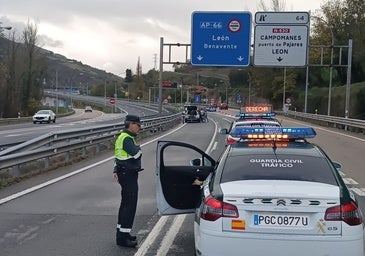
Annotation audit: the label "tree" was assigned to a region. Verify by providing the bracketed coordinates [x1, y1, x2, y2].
[4, 30, 22, 117]
[125, 69, 133, 83]
[314, 0, 365, 83]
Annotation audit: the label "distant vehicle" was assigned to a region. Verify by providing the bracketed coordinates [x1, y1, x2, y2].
[206, 106, 217, 112]
[156, 127, 364, 256]
[183, 105, 201, 123]
[219, 103, 228, 110]
[32, 110, 56, 124]
[85, 106, 93, 112]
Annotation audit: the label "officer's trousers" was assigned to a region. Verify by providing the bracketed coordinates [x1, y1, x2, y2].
[116, 169, 138, 234]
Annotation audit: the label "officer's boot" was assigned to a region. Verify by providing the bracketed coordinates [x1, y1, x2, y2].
[116, 230, 137, 247]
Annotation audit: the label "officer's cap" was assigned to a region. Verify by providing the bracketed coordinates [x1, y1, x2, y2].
[125, 115, 140, 124]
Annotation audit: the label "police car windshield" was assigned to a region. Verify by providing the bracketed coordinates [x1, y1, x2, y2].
[221, 154, 338, 185]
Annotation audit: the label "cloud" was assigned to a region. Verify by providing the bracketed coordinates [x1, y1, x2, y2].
[38, 34, 63, 48]
[0, 0, 323, 74]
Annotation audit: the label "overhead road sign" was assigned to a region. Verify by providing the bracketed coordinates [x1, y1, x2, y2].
[191, 11, 252, 67]
[255, 12, 309, 24]
[253, 12, 309, 67]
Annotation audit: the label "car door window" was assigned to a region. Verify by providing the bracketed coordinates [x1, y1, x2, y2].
[159, 143, 215, 209]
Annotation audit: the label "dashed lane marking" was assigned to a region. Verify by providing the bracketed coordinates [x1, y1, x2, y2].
[350, 188, 365, 197]
[343, 178, 359, 185]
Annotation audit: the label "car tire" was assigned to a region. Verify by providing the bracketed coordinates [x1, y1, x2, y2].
[48, 117, 51, 123]
[53, 118, 56, 123]
[33, 121, 36, 124]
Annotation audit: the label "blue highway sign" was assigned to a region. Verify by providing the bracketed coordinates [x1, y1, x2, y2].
[191, 11, 252, 66]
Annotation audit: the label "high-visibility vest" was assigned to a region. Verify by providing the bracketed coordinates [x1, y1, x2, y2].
[114, 132, 135, 160]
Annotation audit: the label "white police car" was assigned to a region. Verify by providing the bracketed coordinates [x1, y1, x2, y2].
[221, 112, 282, 144]
[156, 127, 364, 256]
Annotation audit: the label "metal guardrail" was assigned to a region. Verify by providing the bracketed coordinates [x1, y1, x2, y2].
[0, 113, 182, 179]
[278, 110, 365, 133]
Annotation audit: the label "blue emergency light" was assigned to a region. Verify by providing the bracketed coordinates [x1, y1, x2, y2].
[230, 127, 316, 139]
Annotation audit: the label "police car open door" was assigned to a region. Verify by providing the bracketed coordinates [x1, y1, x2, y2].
[156, 141, 216, 215]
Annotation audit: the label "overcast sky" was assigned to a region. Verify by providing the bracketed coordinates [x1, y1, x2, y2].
[0, 0, 324, 76]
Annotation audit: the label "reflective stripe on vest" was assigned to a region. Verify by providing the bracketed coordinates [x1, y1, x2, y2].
[114, 132, 135, 160]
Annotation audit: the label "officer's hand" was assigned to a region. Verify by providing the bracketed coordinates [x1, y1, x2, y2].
[113, 172, 118, 181]
[192, 179, 203, 186]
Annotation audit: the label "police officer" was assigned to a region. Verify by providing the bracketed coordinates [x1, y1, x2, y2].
[113, 114, 142, 247]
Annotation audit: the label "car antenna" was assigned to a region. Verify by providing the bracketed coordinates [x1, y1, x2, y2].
[272, 139, 278, 158]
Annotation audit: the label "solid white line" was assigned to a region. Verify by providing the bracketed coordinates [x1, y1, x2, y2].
[134, 216, 169, 256]
[0, 123, 186, 205]
[0, 158, 111, 205]
[156, 215, 186, 256]
[136, 119, 219, 256]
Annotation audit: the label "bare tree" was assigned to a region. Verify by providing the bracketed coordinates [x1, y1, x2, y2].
[4, 30, 22, 117]
[259, 0, 286, 11]
[20, 20, 47, 115]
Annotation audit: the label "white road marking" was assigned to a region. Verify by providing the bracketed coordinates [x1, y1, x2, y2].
[135, 119, 219, 256]
[0, 124, 186, 205]
[134, 216, 169, 256]
[350, 188, 365, 197]
[155, 215, 186, 256]
[343, 178, 359, 185]
[210, 141, 218, 153]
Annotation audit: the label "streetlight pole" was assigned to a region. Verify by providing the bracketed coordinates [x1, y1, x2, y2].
[282, 68, 287, 112]
[55, 69, 59, 115]
[345, 39, 353, 119]
[225, 81, 228, 105]
[327, 36, 334, 116]
[247, 72, 251, 106]
[104, 80, 107, 106]
[114, 80, 117, 113]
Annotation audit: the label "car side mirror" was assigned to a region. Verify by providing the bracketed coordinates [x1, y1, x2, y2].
[220, 128, 228, 134]
[333, 162, 342, 170]
[190, 158, 201, 166]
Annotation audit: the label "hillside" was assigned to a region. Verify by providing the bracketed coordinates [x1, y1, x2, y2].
[0, 37, 122, 90]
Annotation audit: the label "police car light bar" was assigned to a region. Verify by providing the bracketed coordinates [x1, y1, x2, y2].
[235, 112, 276, 118]
[231, 127, 316, 140]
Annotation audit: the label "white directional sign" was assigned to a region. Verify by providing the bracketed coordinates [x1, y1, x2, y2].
[253, 12, 309, 67]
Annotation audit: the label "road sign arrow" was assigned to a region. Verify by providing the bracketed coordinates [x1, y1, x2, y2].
[277, 57, 283, 62]
[197, 55, 203, 61]
[237, 56, 244, 61]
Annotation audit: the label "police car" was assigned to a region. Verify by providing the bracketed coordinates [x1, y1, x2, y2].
[156, 127, 364, 256]
[221, 105, 281, 144]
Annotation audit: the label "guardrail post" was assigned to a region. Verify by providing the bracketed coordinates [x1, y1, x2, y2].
[12, 165, 20, 178]
[45, 157, 50, 169]
[65, 151, 70, 162]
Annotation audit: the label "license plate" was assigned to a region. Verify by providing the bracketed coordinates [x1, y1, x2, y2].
[253, 214, 309, 227]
